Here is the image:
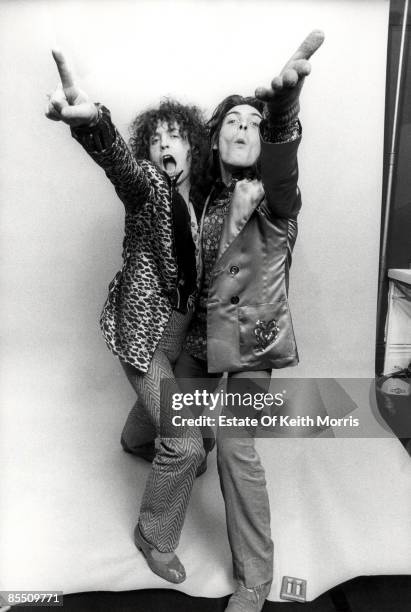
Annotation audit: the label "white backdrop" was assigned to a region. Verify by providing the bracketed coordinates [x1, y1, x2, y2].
[0, 0, 388, 383]
[3, 0, 409, 605]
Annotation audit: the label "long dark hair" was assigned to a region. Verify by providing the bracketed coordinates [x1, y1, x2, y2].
[129, 99, 211, 209]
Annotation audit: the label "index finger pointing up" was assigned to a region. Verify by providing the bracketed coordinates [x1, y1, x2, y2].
[51, 49, 75, 90]
[289, 30, 325, 62]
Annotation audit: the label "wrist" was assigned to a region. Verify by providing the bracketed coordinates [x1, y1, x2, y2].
[71, 104, 115, 152]
[264, 100, 300, 128]
[87, 104, 101, 127]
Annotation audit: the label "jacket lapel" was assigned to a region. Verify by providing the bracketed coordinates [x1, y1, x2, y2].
[216, 179, 264, 262]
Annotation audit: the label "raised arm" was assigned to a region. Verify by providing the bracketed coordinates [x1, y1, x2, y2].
[255, 30, 325, 218]
[45, 50, 153, 211]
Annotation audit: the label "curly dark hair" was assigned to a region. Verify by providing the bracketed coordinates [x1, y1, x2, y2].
[129, 99, 211, 210]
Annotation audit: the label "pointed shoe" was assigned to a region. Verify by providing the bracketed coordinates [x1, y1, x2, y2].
[225, 581, 272, 612]
[134, 524, 186, 584]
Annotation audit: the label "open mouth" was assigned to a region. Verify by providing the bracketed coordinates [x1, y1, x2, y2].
[162, 154, 177, 175]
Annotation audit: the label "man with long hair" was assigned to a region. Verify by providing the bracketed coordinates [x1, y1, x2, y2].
[174, 31, 325, 611]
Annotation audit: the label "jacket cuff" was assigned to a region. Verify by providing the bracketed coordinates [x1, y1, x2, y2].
[260, 118, 301, 144]
[71, 104, 116, 152]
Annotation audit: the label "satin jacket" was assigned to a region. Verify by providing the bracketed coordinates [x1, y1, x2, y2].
[203, 135, 302, 373]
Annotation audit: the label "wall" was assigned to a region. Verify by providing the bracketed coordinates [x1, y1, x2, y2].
[0, 0, 389, 436]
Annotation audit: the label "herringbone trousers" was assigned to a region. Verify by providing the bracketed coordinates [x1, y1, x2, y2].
[121, 309, 205, 553]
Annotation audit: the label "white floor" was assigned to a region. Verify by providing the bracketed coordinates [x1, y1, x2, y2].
[1, 356, 411, 603]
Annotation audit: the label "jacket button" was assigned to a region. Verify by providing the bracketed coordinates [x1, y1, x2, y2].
[230, 265, 239, 275]
[230, 296, 240, 304]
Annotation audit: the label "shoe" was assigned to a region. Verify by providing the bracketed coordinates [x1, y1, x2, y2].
[225, 581, 272, 611]
[133, 524, 186, 584]
[121, 437, 156, 463]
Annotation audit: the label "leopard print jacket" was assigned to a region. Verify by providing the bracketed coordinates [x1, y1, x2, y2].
[72, 106, 183, 373]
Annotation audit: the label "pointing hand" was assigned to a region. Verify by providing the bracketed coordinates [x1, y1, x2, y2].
[45, 50, 99, 127]
[255, 30, 325, 119]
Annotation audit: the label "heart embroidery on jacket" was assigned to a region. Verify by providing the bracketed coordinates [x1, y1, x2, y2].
[254, 319, 280, 351]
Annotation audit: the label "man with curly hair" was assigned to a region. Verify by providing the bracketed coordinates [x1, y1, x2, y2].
[46, 51, 210, 584]
[128, 99, 210, 215]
